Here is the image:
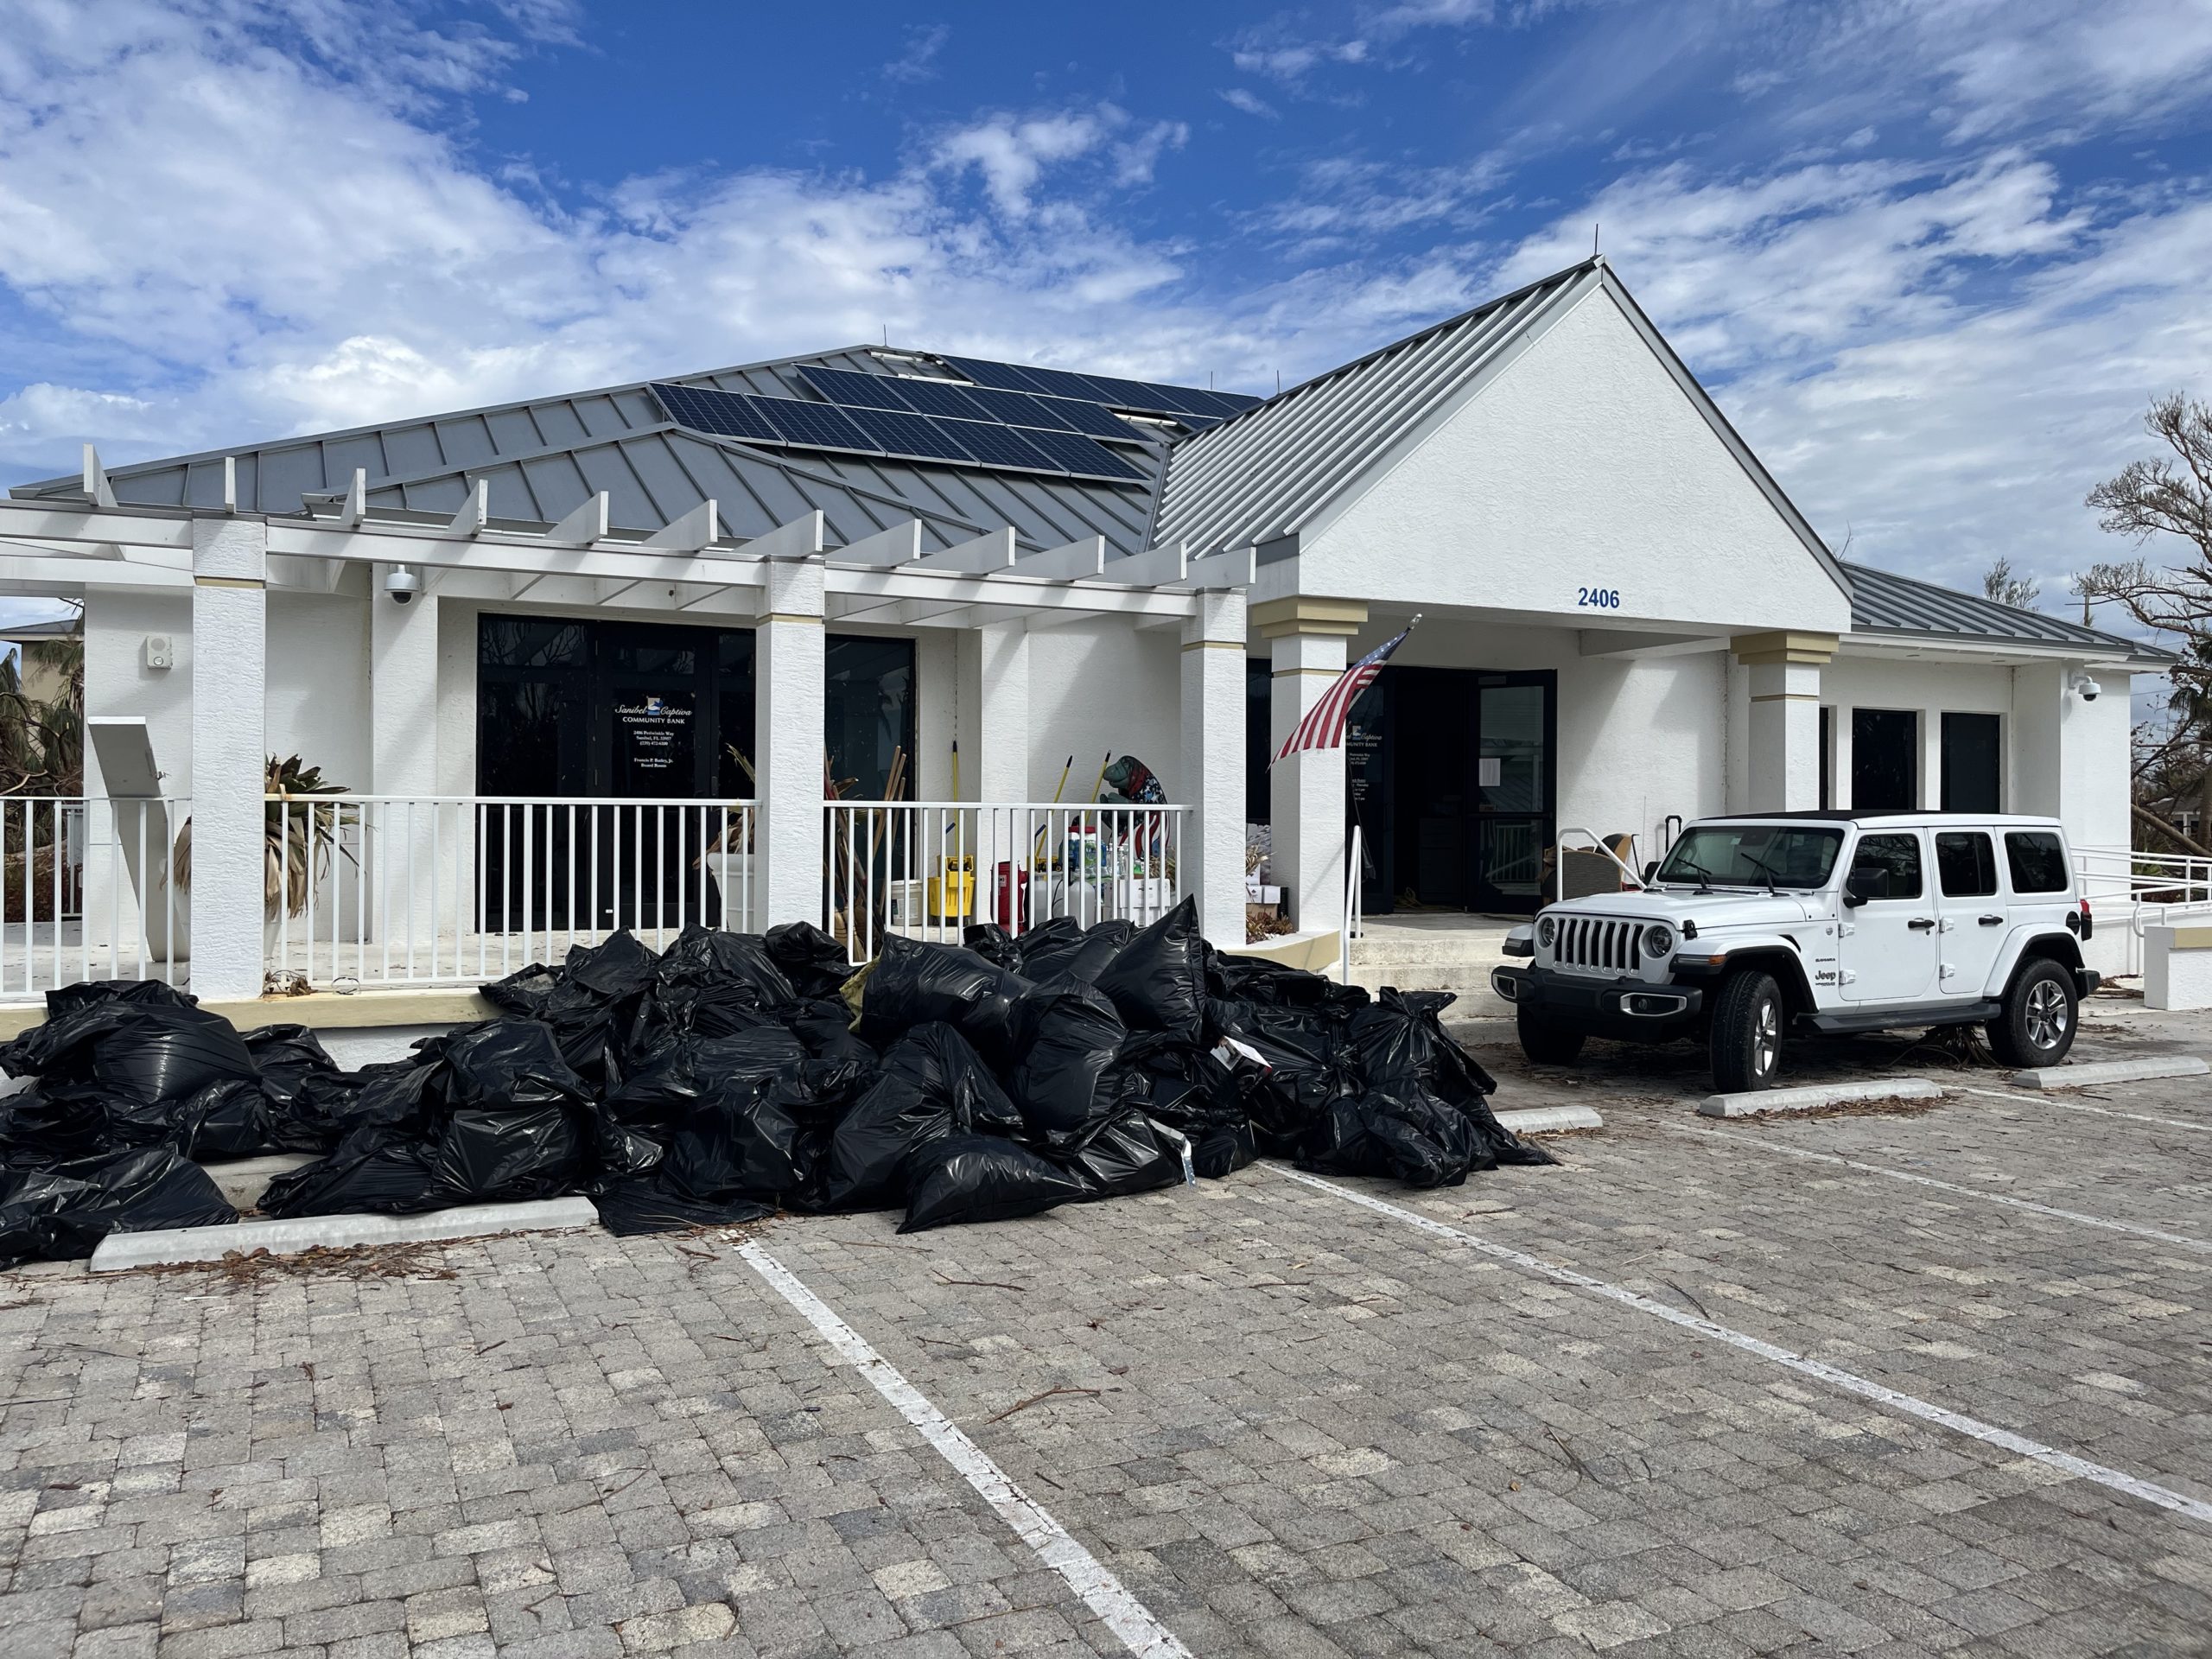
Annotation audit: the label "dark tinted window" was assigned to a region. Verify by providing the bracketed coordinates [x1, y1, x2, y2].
[1941, 713, 2000, 812]
[2005, 831, 2069, 893]
[1849, 832, 1923, 900]
[1853, 709, 1917, 810]
[1247, 658, 1271, 825]
[1936, 831, 1999, 897]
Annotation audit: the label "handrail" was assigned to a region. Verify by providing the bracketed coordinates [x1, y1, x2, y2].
[1342, 823, 1363, 986]
[1553, 826, 1643, 903]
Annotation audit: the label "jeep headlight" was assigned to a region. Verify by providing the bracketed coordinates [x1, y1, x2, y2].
[1643, 924, 1675, 957]
[1536, 917, 1555, 949]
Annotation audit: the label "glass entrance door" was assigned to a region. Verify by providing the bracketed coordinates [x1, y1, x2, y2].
[1471, 677, 1553, 912]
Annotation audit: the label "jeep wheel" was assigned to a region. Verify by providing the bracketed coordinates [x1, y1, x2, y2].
[1710, 968, 1784, 1093]
[1516, 1007, 1586, 1067]
[1986, 957, 2076, 1068]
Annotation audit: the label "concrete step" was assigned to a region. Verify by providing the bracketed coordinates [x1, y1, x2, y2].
[1349, 970, 1512, 1015]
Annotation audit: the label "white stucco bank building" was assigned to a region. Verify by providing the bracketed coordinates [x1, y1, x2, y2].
[0, 257, 2164, 1016]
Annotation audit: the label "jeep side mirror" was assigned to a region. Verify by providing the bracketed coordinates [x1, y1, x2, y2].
[1840, 879, 1869, 908]
[1641, 861, 1659, 882]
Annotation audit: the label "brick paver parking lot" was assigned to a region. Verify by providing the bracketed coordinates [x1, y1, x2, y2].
[5, 1003, 2210, 1657]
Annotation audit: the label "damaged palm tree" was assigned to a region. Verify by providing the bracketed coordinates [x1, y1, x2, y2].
[172, 754, 356, 919]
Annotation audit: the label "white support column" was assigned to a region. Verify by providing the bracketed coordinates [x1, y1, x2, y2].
[1181, 589, 1249, 944]
[974, 620, 1030, 803]
[1732, 632, 1835, 813]
[1259, 597, 1364, 939]
[758, 557, 827, 929]
[370, 569, 442, 948]
[190, 517, 268, 998]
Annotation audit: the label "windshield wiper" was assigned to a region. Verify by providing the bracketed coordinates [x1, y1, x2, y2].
[1664, 854, 1717, 895]
[1739, 851, 1783, 893]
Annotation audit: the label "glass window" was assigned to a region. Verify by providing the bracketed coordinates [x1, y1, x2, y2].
[1246, 658, 1271, 825]
[1936, 831, 1998, 897]
[1656, 823, 1844, 889]
[1852, 709, 1917, 810]
[2005, 831, 2069, 893]
[1942, 713, 2001, 812]
[1848, 832, 1923, 900]
[824, 636, 916, 801]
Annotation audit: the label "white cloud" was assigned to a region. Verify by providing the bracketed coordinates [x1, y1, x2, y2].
[881, 21, 948, 85]
[1219, 87, 1279, 120]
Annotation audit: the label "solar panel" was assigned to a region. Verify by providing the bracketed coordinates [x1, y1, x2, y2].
[750, 397, 879, 453]
[651, 383, 782, 443]
[947, 385, 1062, 430]
[1036, 397, 1146, 441]
[796, 366, 915, 411]
[1206, 389, 1264, 412]
[841, 406, 967, 462]
[938, 355, 1049, 394]
[1126, 382, 1217, 417]
[936, 420, 1057, 471]
[1016, 365, 1113, 404]
[1009, 428, 1147, 481]
[883, 378, 994, 421]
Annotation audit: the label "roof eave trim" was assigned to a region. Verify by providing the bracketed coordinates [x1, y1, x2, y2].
[1842, 625, 2172, 666]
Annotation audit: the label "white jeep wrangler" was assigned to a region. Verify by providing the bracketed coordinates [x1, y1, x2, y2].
[1490, 812, 2097, 1092]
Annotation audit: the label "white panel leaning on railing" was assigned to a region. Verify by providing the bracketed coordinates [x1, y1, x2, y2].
[0, 795, 191, 998]
[824, 801, 1187, 963]
[261, 796, 759, 991]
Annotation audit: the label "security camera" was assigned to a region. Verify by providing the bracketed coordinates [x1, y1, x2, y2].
[2070, 671, 2101, 702]
[385, 565, 421, 606]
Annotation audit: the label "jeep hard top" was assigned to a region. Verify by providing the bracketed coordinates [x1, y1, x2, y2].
[1491, 810, 2096, 1093]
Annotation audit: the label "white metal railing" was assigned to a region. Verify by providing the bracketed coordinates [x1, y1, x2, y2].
[0, 795, 189, 999]
[2071, 844, 2212, 977]
[1342, 823, 1363, 986]
[264, 797, 757, 989]
[1554, 827, 1644, 903]
[825, 800, 1186, 962]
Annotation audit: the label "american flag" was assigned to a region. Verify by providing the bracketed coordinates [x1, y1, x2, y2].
[1270, 618, 1418, 766]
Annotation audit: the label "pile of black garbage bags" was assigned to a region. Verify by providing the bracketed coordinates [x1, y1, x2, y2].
[0, 899, 1549, 1266]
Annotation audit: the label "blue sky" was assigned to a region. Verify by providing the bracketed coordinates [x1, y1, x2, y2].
[3, 0, 2211, 620]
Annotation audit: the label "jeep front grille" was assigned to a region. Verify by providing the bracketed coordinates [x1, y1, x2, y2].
[1553, 916, 1645, 977]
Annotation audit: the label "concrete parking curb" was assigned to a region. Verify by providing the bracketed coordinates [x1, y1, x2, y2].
[1698, 1077, 1942, 1117]
[89, 1198, 601, 1272]
[2009, 1057, 2210, 1090]
[1495, 1105, 1603, 1134]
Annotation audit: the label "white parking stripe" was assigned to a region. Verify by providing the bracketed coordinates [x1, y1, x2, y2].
[739, 1241, 1194, 1659]
[1947, 1083, 2212, 1134]
[1663, 1122, 2212, 1255]
[1272, 1165, 2212, 1529]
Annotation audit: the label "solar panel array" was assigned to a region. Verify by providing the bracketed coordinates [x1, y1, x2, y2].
[647, 383, 1147, 482]
[652, 353, 1257, 486]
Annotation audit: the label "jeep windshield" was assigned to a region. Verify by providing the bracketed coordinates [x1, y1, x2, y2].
[1653, 823, 1844, 890]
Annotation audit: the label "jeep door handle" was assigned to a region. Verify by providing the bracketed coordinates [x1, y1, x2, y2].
[1979, 913, 2004, 926]
[1908, 917, 1936, 931]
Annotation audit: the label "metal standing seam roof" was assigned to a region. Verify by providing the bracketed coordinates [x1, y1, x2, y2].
[8, 346, 1174, 557]
[1841, 560, 2169, 660]
[1150, 263, 1601, 557]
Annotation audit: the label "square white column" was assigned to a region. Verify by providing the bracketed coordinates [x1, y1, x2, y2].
[1260, 597, 1365, 939]
[974, 620, 1031, 803]
[757, 556, 826, 928]
[189, 517, 268, 998]
[1180, 589, 1249, 944]
[370, 569, 442, 948]
[1732, 632, 1835, 813]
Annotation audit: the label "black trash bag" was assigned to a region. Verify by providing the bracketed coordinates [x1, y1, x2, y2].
[605, 1029, 810, 1136]
[426, 1020, 591, 1205]
[1108, 1033, 1255, 1179]
[1062, 1109, 1186, 1198]
[652, 926, 798, 1038]
[0, 979, 194, 1079]
[764, 919, 854, 1000]
[1206, 998, 1348, 1157]
[257, 1062, 447, 1217]
[1094, 898, 1206, 1042]
[588, 1178, 773, 1236]
[663, 1084, 809, 1203]
[960, 923, 1023, 972]
[857, 935, 1029, 1060]
[1207, 950, 1370, 1021]
[564, 929, 664, 1002]
[0, 1147, 236, 1267]
[776, 997, 878, 1067]
[243, 1025, 341, 1153]
[1346, 990, 1553, 1167]
[1009, 981, 1127, 1147]
[1296, 1089, 1484, 1188]
[27, 1001, 268, 1160]
[898, 1134, 1090, 1233]
[1016, 917, 1131, 985]
[262, 1068, 360, 1154]
[0, 1084, 111, 1163]
[483, 931, 661, 1091]
[825, 1024, 1022, 1211]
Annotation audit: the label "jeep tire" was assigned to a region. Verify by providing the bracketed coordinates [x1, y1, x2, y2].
[1986, 957, 2077, 1069]
[1709, 968, 1783, 1093]
[1516, 1007, 1586, 1067]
